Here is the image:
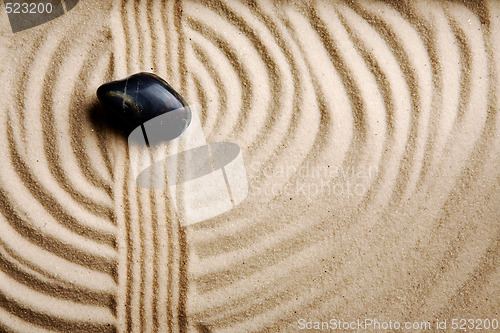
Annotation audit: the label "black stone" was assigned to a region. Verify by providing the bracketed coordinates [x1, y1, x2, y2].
[96, 72, 191, 135]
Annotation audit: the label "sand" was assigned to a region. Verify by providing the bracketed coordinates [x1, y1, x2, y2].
[0, 0, 498, 332]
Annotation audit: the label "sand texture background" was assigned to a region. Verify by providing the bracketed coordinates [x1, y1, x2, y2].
[0, 0, 499, 332]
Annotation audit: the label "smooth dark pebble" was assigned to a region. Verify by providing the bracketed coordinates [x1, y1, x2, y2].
[96, 72, 191, 134]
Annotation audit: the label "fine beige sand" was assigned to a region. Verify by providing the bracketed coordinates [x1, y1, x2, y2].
[0, 0, 499, 332]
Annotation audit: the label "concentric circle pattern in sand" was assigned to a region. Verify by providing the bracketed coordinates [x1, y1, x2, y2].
[0, 1, 117, 332]
[182, 1, 499, 332]
[0, 0, 498, 332]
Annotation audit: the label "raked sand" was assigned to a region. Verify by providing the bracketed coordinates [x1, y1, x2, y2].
[0, 0, 499, 332]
